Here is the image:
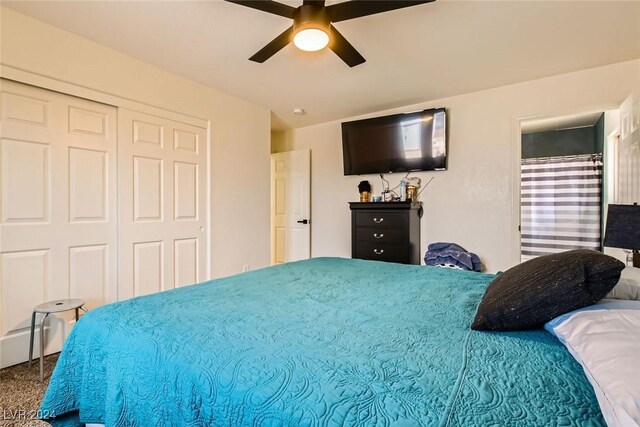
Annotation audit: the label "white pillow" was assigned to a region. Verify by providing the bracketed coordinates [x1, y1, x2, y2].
[545, 299, 640, 427]
[607, 267, 640, 300]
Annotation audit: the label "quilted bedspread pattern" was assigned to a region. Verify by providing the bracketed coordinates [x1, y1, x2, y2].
[40, 257, 604, 426]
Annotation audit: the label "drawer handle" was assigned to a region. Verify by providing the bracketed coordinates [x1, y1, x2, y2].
[373, 233, 384, 239]
[373, 249, 384, 255]
[373, 217, 384, 223]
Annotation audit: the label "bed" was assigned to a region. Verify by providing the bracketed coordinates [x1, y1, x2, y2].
[40, 257, 605, 426]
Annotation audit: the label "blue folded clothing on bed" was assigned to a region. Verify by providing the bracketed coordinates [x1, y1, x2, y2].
[39, 258, 602, 426]
[424, 242, 482, 272]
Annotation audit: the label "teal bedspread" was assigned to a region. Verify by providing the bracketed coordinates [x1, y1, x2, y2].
[40, 258, 604, 426]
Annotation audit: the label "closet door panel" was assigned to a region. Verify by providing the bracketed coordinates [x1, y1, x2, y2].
[0, 79, 117, 368]
[118, 109, 206, 301]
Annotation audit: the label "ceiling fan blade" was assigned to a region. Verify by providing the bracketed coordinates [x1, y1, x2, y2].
[249, 26, 294, 63]
[303, 0, 325, 6]
[224, 0, 296, 19]
[328, 25, 365, 67]
[327, 0, 434, 23]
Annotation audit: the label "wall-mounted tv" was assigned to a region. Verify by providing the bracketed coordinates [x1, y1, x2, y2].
[342, 108, 447, 175]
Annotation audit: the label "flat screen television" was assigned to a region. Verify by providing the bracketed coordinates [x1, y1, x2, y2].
[342, 108, 447, 175]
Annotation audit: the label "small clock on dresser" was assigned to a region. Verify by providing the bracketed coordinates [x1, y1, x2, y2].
[349, 202, 422, 265]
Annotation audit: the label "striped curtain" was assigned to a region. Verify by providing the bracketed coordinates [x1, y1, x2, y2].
[521, 154, 603, 262]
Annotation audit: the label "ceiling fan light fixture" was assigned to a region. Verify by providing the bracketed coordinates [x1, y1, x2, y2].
[293, 27, 329, 52]
[226, 0, 434, 67]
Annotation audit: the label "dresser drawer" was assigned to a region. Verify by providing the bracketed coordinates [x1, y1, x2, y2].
[354, 211, 406, 228]
[355, 227, 405, 243]
[354, 242, 407, 264]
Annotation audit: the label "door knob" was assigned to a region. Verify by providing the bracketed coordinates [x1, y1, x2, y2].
[297, 219, 309, 224]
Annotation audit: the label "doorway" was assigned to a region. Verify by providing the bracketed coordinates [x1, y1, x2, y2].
[270, 149, 311, 264]
[519, 113, 605, 262]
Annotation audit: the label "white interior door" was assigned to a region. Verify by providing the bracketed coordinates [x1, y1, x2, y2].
[117, 108, 207, 299]
[271, 149, 311, 264]
[0, 79, 117, 368]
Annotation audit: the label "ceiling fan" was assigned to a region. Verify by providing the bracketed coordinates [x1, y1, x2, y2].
[225, 0, 435, 67]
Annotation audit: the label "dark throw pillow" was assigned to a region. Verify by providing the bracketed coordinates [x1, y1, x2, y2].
[471, 250, 625, 331]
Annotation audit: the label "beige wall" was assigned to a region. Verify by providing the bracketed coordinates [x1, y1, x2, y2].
[271, 130, 294, 154]
[0, 7, 271, 278]
[286, 59, 640, 272]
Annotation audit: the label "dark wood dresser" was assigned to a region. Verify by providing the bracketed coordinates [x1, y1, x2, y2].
[349, 202, 422, 265]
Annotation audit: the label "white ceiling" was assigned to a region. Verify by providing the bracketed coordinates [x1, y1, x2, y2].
[521, 111, 604, 134]
[4, 0, 640, 130]
[520, 111, 604, 133]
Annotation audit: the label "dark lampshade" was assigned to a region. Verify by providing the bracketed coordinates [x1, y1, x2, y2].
[603, 204, 640, 250]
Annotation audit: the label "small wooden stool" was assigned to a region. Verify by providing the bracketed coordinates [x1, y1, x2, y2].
[28, 299, 86, 381]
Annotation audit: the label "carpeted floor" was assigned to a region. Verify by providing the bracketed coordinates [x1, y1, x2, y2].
[0, 354, 58, 427]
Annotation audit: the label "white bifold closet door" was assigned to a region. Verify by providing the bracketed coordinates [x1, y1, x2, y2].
[0, 82, 208, 368]
[0, 79, 117, 368]
[117, 109, 207, 299]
